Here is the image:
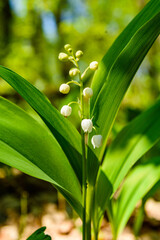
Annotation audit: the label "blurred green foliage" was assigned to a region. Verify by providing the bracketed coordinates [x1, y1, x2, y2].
[0, 0, 159, 129]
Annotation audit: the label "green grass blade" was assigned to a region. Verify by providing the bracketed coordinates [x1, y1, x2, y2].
[0, 65, 82, 182]
[90, 13, 160, 160]
[0, 97, 82, 216]
[91, 0, 160, 107]
[93, 98, 160, 233]
[133, 199, 145, 238]
[112, 157, 160, 238]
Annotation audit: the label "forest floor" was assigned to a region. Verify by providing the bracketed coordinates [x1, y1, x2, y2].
[0, 198, 160, 240]
[0, 172, 160, 240]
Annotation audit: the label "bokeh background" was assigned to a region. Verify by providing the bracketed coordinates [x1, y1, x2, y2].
[0, 0, 160, 239]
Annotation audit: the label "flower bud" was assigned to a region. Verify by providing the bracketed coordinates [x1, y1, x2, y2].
[81, 119, 93, 133]
[59, 84, 70, 94]
[68, 48, 73, 53]
[83, 87, 93, 98]
[75, 50, 83, 58]
[68, 56, 74, 61]
[58, 52, 68, 62]
[69, 68, 80, 77]
[64, 44, 72, 51]
[89, 61, 98, 71]
[91, 135, 102, 149]
[60, 105, 72, 117]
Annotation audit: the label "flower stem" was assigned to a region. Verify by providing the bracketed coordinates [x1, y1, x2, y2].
[66, 80, 81, 86]
[79, 71, 87, 240]
[68, 101, 79, 106]
[80, 80, 92, 240]
[81, 66, 90, 80]
[82, 130, 87, 240]
[75, 57, 91, 240]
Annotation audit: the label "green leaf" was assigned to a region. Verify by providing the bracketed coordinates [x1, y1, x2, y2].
[133, 180, 160, 237]
[143, 180, 160, 202]
[91, 0, 160, 109]
[111, 157, 160, 238]
[90, 12, 160, 160]
[0, 65, 82, 183]
[27, 227, 51, 240]
[93, 98, 160, 233]
[102, 98, 160, 193]
[0, 97, 82, 216]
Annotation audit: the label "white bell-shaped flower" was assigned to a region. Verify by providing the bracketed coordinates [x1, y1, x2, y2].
[81, 119, 93, 133]
[91, 135, 102, 149]
[60, 105, 72, 117]
[83, 87, 93, 98]
[59, 84, 70, 94]
[89, 61, 98, 71]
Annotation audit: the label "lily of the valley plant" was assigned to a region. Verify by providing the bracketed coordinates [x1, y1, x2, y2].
[0, 0, 160, 240]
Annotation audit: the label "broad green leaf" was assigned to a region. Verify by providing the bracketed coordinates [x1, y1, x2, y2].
[111, 157, 160, 238]
[90, 12, 160, 160]
[91, 0, 160, 108]
[27, 227, 51, 240]
[87, 147, 100, 185]
[93, 98, 160, 234]
[102, 98, 160, 193]
[0, 97, 82, 216]
[0, 65, 82, 182]
[143, 180, 160, 202]
[133, 180, 160, 237]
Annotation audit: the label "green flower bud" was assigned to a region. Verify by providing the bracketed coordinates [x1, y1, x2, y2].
[68, 48, 73, 53]
[89, 61, 98, 71]
[69, 68, 80, 77]
[58, 52, 68, 62]
[64, 44, 72, 51]
[68, 56, 74, 61]
[75, 50, 83, 58]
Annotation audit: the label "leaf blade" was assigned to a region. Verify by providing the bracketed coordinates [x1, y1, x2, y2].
[0, 65, 82, 182]
[27, 227, 51, 240]
[93, 98, 160, 233]
[0, 97, 82, 216]
[91, 12, 160, 160]
[91, 0, 160, 107]
[103, 98, 160, 193]
[112, 157, 160, 237]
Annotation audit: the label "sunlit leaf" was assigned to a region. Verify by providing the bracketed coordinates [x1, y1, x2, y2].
[0, 65, 82, 182]
[90, 11, 160, 160]
[93, 98, 160, 234]
[111, 157, 160, 238]
[0, 97, 82, 216]
[91, 0, 160, 108]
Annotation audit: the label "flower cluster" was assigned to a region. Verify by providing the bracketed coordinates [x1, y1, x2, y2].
[58, 44, 102, 149]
